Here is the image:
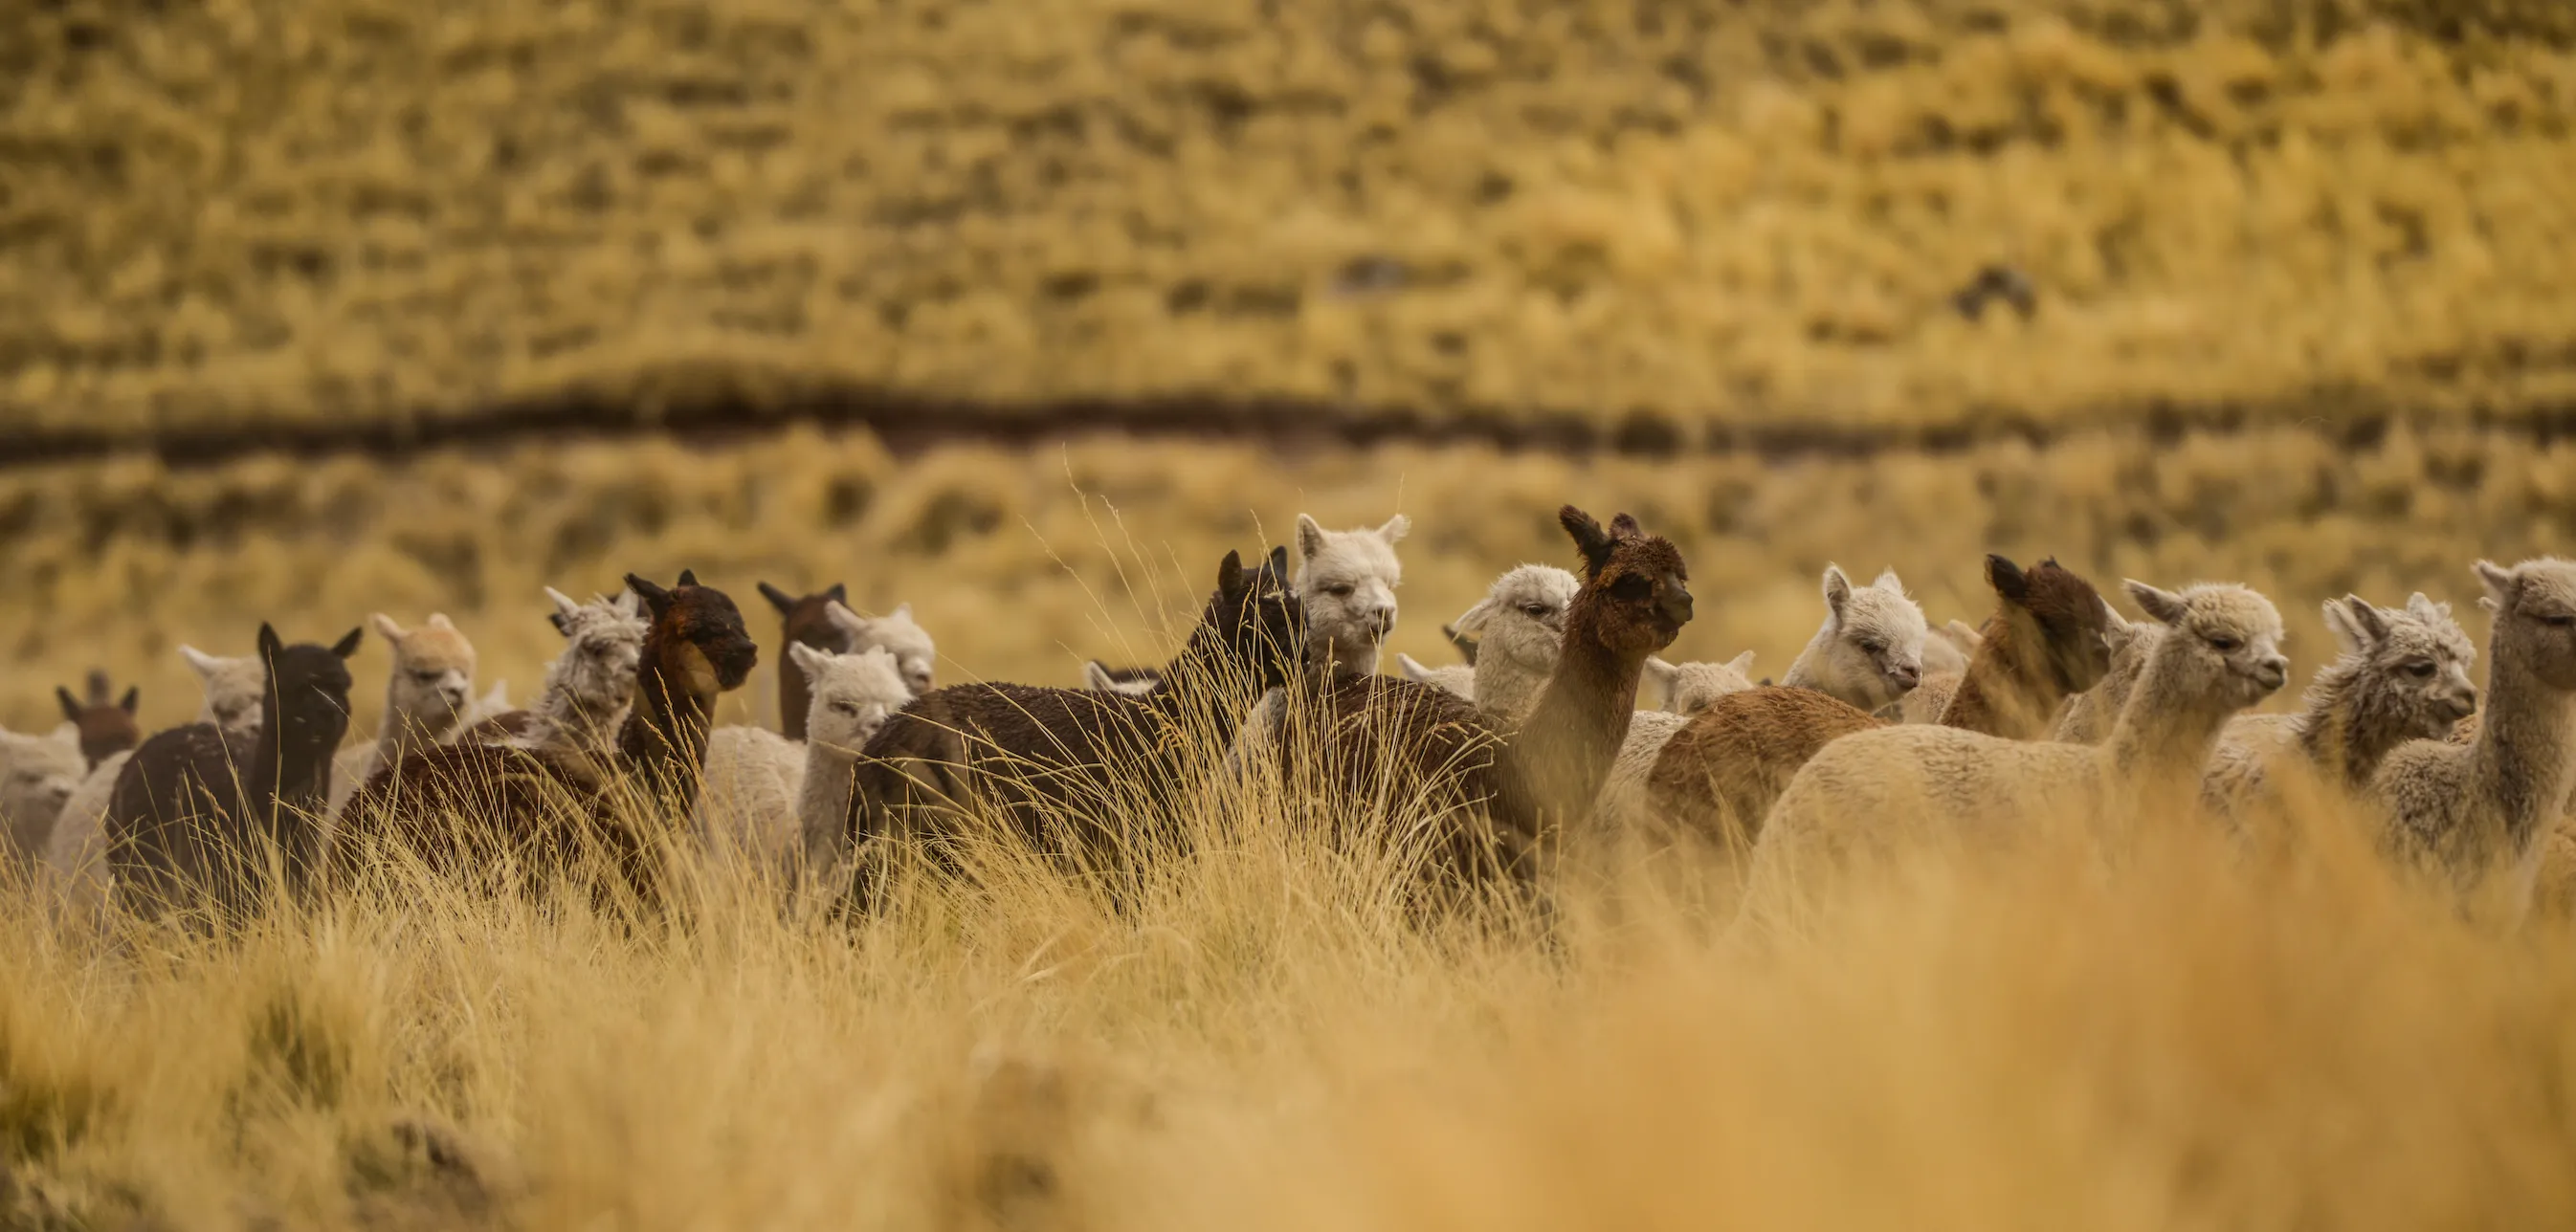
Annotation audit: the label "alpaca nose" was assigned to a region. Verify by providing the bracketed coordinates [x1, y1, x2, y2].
[2447, 687, 2478, 719]
[1662, 590, 1694, 625]
[2254, 656, 2288, 692]
[1888, 663, 1920, 690]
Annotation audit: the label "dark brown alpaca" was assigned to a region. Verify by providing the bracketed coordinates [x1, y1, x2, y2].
[56, 670, 141, 771]
[1644, 688, 1883, 856]
[1936, 555, 2116, 740]
[340, 571, 756, 898]
[1290, 508, 1691, 891]
[1078, 546, 1291, 694]
[105, 624, 362, 919]
[758, 581, 852, 741]
[851, 549, 1305, 891]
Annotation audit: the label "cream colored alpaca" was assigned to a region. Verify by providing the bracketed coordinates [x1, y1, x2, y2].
[0, 723, 84, 869]
[2371, 560, 2576, 921]
[1451, 564, 1581, 722]
[1743, 580, 2288, 929]
[2204, 593, 2476, 808]
[1295, 513, 1410, 679]
[178, 644, 267, 737]
[830, 601, 937, 697]
[1783, 565, 1929, 713]
[505, 587, 649, 755]
[1642, 650, 1759, 717]
[700, 644, 912, 879]
[329, 612, 480, 818]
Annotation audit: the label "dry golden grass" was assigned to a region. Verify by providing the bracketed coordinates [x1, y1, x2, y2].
[5, 0, 2574, 435]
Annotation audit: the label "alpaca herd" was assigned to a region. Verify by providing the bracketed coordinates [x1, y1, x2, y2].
[5, 504, 2575, 932]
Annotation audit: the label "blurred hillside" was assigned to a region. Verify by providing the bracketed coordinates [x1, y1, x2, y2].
[4, 0, 2574, 443]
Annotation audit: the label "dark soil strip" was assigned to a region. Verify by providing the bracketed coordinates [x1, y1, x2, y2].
[3, 385, 2570, 472]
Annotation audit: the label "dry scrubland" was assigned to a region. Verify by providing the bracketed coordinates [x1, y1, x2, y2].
[4, 0, 2575, 436]
[4, 424, 2573, 737]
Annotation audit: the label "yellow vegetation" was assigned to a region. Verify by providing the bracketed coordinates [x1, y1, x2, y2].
[4, 0, 2574, 437]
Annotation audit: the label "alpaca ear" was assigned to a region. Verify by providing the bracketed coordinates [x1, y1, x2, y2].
[1640, 656, 1679, 698]
[823, 601, 868, 640]
[2407, 591, 2449, 623]
[1944, 619, 1985, 649]
[1397, 652, 1438, 683]
[257, 623, 285, 663]
[545, 585, 584, 620]
[825, 583, 848, 604]
[426, 613, 455, 631]
[1266, 545, 1290, 581]
[1449, 599, 1498, 639]
[2321, 600, 2365, 654]
[613, 588, 643, 619]
[370, 613, 406, 644]
[677, 568, 700, 588]
[2123, 581, 2190, 627]
[1296, 515, 1326, 563]
[331, 627, 366, 659]
[2340, 594, 2392, 648]
[2475, 561, 2517, 608]
[1609, 513, 1642, 539]
[628, 575, 675, 619]
[1217, 550, 1250, 603]
[1873, 567, 1906, 595]
[1726, 649, 1758, 676]
[1378, 514, 1410, 544]
[1822, 565, 1854, 619]
[119, 687, 140, 715]
[1986, 554, 2030, 602]
[180, 645, 220, 678]
[56, 687, 82, 723]
[758, 583, 797, 615]
[890, 603, 914, 623]
[1559, 506, 1615, 579]
[788, 641, 829, 681]
[1443, 621, 1479, 665]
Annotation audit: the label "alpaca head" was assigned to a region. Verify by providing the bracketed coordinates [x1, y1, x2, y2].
[791, 643, 912, 753]
[1810, 564, 1929, 709]
[1643, 651, 1759, 716]
[1295, 514, 1409, 673]
[2324, 592, 2479, 736]
[827, 602, 936, 697]
[180, 645, 267, 737]
[255, 622, 364, 755]
[2122, 581, 2288, 711]
[2474, 558, 2576, 692]
[367, 612, 479, 733]
[0, 722, 84, 827]
[1559, 507, 1690, 656]
[544, 586, 650, 719]
[1450, 564, 1581, 680]
[1988, 555, 2116, 695]
[626, 570, 760, 701]
[758, 582, 855, 654]
[1198, 548, 1307, 693]
[54, 670, 140, 771]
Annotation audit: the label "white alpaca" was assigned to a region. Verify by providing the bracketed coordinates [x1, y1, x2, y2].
[1448, 563, 1580, 722]
[1743, 581, 2288, 931]
[0, 723, 84, 869]
[831, 601, 936, 697]
[43, 646, 268, 917]
[505, 587, 650, 756]
[1782, 564, 1929, 714]
[1642, 650, 1760, 717]
[2371, 560, 2576, 922]
[1295, 513, 1410, 679]
[2204, 593, 2476, 808]
[329, 612, 480, 818]
[700, 645, 911, 879]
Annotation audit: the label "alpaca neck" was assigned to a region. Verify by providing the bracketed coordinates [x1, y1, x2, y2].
[2467, 635, 2576, 854]
[1941, 609, 2060, 738]
[2102, 649, 2240, 800]
[778, 649, 815, 742]
[245, 691, 340, 888]
[2288, 659, 2409, 787]
[371, 694, 453, 767]
[1150, 627, 1267, 749]
[1472, 638, 1554, 724]
[619, 658, 717, 812]
[797, 737, 862, 864]
[1510, 615, 1645, 828]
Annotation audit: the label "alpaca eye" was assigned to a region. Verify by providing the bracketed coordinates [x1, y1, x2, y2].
[1323, 583, 1355, 598]
[413, 671, 443, 684]
[2405, 660, 2436, 677]
[1856, 640, 1885, 655]
[1610, 576, 1652, 600]
[2543, 614, 2576, 628]
[1521, 604, 1551, 617]
[2207, 635, 2242, 652]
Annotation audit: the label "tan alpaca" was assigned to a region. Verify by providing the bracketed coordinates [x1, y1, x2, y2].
[1783, 564, 1928, 713]
[1632, 687, 1886, 859]
[1743, 580, 2288, 928]
[2204, 593, 2476, 809]
[328, 613, 480, 819]
[2370, 560, 2576, 921]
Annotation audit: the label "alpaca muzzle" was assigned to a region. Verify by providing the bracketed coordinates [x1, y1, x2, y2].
[1660, 590, 1694, 627]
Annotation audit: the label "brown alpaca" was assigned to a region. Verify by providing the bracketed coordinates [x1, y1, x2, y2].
[757, 581, 852, 741]
[56, 670, 141, 771]
[1935, 555, 2115, 740]
[850, 549, 1305, 892]
[1642, 687, 1884, 856]
[1285, 508, 1690, 891]
[339, 571, 756, 898]
[1078, 546, 1291, 695]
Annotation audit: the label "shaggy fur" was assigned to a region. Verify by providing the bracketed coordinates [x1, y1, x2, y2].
[105, 624, 364, 919]
[1638, 687, 1885, 857]
[1744, 581, 2289, 930]
[43, 648, 272, 910]
[852, 550, 1305, 895]
[55, 670, 141, 772]
[701, 645, 912, 880]
[330, 612, 480, 819]
[2371, 560, 2576, 920]
[1296, 514, 1410, 679]
[460, 587, 648, 751]
[1783, 564, 1929, 713]
[832, 602, 937, 698]
[1935, 556, 2115, 740]
[757, 581, 853, 741]
[180, 645, 268, 737]
[2206, 593, 2477, 807]
[1, 723, 86, 868]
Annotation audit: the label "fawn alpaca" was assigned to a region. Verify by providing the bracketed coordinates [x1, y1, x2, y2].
[1743, 581, 2288, 928]
[757, 581, 852, 739]
[328, 612, 480, 818]
[104, 624, 364, 918]
[2371, 560, 2576, 920]
[1, 723, 85, 868]
[852, 549, 1304, 888]
[340, 572, 756, 897]
[1285, 509, 1689, 891]
[55, 671, 140, 771]
[2205, 593, 2476, 808]
[1933, 556, 2115, 739]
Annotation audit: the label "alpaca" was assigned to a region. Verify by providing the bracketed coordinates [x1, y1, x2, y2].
[1743, 581, 2288, 926]
[340, 572, 756, 898]
[2204, 593, 2476, 808]
[54, 671, 141, 771]
[851, 549, 1305, 890]
[1448, 563, 1582, 723]
[1295, 513, 1410, 678]
[2370, 560, 2576, 919]
[1782, 565, 1928, 713]
[457, 587, 647, 750]
[1931, 556, 2116, 740]
[104, 624, 365, 918]
[454, 679, 513, 737]
[1395, 652, 1475, 699]
[328, 612, 480, 819]
[2053, 609, 2155, 743]
[1, 723, 85, 868]
[181, 644, 268, 737]
[1282, 509, 1690, 891]
[43, 648, 270, 905]
[1899, 622, 1988, 723]
[833, 602, 937, 698]
[1642, 650, 1760, 717]
[756, 581, 852, 740]
[700, 645, 912, 878]
[1633, 687, 1886, 858]
[1084, 546, 1293, 693]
